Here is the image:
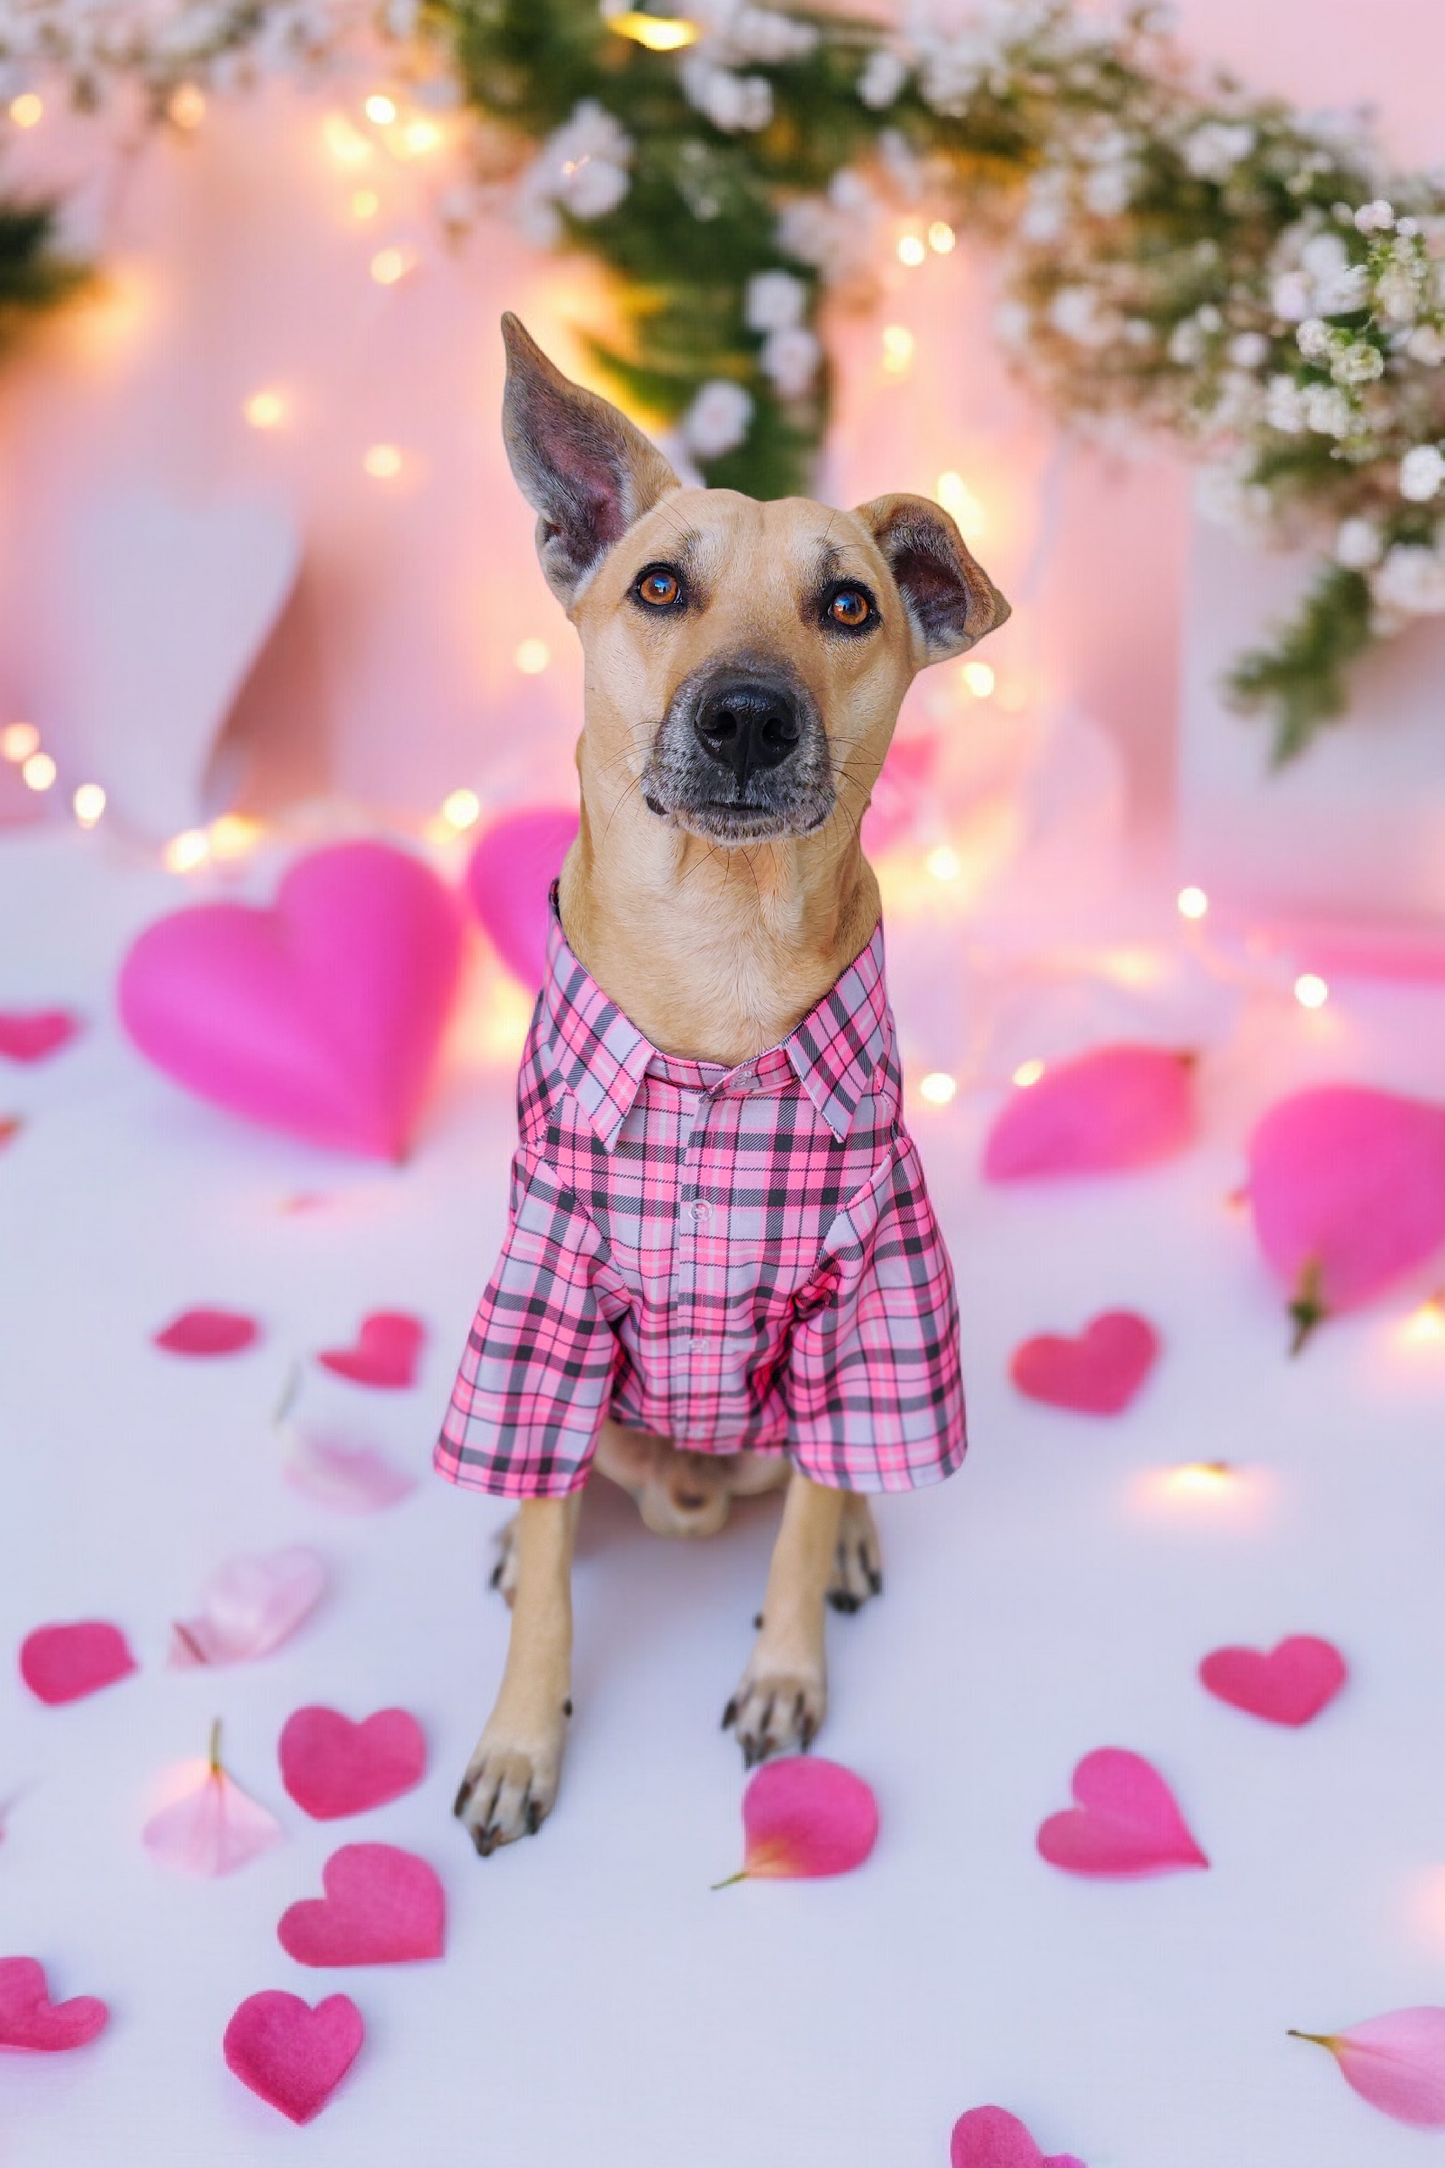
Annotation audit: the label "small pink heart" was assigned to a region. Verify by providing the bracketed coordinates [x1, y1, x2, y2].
[277, 1843, 445, 1966]
[1010, 1311, 1159, 1415]
[1200, 1636, 1346, 1727]
[0, 1958, 109, 2051]
[223, 1990, 363, 2123]
[1037, 1748, 1208, 1878]
[951, 2105, 1087, 2168]
[0, 1010, 81, 1063]
[19, 1621, 138, 1705]
[279, 1706, 427, 1820]
[153, 1306, 260, 1357]
[316, 1312, 424, 1389]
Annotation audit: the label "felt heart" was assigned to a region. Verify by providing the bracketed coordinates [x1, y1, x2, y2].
[153, 1307, 260, 1356]
[1009, 1310, 1159, 1414]
[1200, 1636, 1346, 1726]
[465, 807, 578, 989]
[1037, 1748, 1208, 1878]
[0, 1958, 109, 2052]
[984, 1043, 1197, 1180]
[118, 841, 462, 1160]
[316, 1312, 424, 1389]
[19, 1621, 138, 1705]
[223, 1990, 363, 2123]
[279, 1707, 427, 1820]
[0, 1010, 81, 1063]
[277, 1843, 445, 1966]
[951, 2105, 1086, 2168]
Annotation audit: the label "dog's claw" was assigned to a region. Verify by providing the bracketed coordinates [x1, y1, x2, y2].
[721, 1696, 738, 1731]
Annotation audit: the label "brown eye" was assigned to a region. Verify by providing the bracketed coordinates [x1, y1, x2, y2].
[828, 589, 871, 628]
[639, 569, 681, 608]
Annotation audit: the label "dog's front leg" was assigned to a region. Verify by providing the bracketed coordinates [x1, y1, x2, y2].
[723, 1471, 846, 1766]
[454, 1491, 582, 1855]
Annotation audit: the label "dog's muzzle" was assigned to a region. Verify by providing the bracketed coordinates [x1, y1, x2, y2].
[642, 656, 835, 844]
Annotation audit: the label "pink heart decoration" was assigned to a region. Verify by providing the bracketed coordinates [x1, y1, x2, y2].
[1247, 1086, 1445, 1348]
[117, 841, 463, 1160]
[1200, 1636, 1346, 1727]
[19, 1621, 138, 1705]
[277, 1843, 445, 1966]
[153, 1306, 260, 1357]
[465, 807, 578, 989]
[951, 2106, 1086, 2168]
[1009, 1310, 1159, 1414]
[316, 1312, 424, 1389]
[280, 1707, 427, 1820]
[223, 1990, 363, 2123]
[0, 1958, 109, 2051]
[0, 1010, 81, 1063]
[984, 1043, 1197, 1181]
[1037, 1748, 1208, 1878]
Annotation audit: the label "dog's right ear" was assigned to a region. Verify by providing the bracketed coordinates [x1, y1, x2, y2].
[501, 314, 679, 610]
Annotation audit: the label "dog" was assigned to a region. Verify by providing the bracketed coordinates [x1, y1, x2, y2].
[439, 314, 1009, 1855]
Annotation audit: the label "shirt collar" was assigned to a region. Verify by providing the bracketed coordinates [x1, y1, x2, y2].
[539, 886, 888, 1151]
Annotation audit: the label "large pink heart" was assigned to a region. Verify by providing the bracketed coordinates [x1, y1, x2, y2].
[1037, 1749, 1208, 1878]
[19, 1621, 138, 1705]
[280, 1706, 427, 1820]
[0, 1958, 109, 2051]
[951, 2106, 1086, 2168]
[223, 1990, 362, 2123]
[465, 807, 578, 989]
[277, 1843, 445, 1966]
[118, 842, 462, 1160]
[1009, 1311, 1159, 1414]
[1200, 1636, 1346, 1727]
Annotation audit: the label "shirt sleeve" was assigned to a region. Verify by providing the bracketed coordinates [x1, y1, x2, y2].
[434, 1148, 625, 1498]
[783, 1133, 966, 1493]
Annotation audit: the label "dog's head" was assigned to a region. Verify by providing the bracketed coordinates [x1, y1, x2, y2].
[501, 314, 1010, 848]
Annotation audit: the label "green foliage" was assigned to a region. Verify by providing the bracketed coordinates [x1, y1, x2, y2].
[0, 202, 88, 350]
[1224, 562, 1375, 768]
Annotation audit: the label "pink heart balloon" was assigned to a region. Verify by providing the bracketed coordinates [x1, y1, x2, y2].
[465, 807, 578, 989]
[223, 1990, 363, 2123]
[277, 1843, 445, 1966]
[951, 2106, 1086, 2168]
[1247, 1086, 1445, 1349]
[1200, 1636, 1346, 1727]
[0, 1010, 81, 1063]
[984, 1044, 1197, 1181]
[19, 1621, 138, 1705]
[1037, 1748, 1208, 1878]
[279, 1707, 427, 1820]
[316, 1311, 424, 1389]
[0, 1958, 109, 2051]
[118, 841, 462, 1160]
[1009, 1310, 1159, 1414]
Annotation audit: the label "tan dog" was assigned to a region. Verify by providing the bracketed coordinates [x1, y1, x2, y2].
[451, 315, 1008, 1854]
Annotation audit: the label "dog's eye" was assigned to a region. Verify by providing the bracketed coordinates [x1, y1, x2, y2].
[636, 567, 682, 609]
[824, 586, 875, 631]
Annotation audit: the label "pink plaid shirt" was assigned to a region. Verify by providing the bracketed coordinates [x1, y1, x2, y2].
[435, 893, 965, 1498]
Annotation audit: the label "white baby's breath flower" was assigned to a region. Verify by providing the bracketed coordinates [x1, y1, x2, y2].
[1374, 542, 1445, 614]
[1300, 232, 1349, 279]
[680, 56, 772, 132]
[744, 269, 807, 333]
[1303, 383, 1353, 435]
[1331, 341, 1384, 386]
[858, 46, 908, 109]
[1354, 198, 1395, 233]
[681, 379, 754, 459]
[1082, 162, 1134, 216]
[1228, 330, 1270, 368]
[1048, 286, 1116, 348]
[1334, 516, 1382, 568]
[1266, 375, 1307, 432]
[1400, 444, 1445, 501]
[1296, 317, 1332, 360]
[759, 325, 820, 397]
[1167, 318, 1205, 364]
[1182, 120, 1256, 181]
[1271, 271, 1311, 322]
[730, 7, 817, 62]
[1406, 324, 1445, 365]
[1376, 265, 1421, 324]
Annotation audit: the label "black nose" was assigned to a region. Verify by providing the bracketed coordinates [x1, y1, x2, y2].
[694, 681, 801, 790]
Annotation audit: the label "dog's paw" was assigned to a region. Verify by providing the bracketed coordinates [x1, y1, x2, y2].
[722, 1666, 825, 1768]
[826, 1496, 883, 1615]
[453, 1720, 567, 1856]
[488, 1515, 520, 1607]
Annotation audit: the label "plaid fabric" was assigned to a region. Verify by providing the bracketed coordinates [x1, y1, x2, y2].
[435, 890, 966, 1498]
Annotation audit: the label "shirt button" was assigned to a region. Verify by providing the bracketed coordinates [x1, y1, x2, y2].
[687, 1199, 711, 1222]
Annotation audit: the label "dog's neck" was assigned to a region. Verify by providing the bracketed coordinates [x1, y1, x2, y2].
[558, 800, 880, 1067]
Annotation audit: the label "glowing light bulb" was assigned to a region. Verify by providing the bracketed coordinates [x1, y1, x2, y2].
[441, 788, 482, 831]
[1012, 1058, 1045, 1088]
[1177, 885, 1208, 920]
[1, 721, 40, 763]
[370, 246, 413, 286]
[1164, 1460, 1234, 1497]
[21, 751, 56, 792]
[243, 388, 286, 430]
[168, 83, 206, 128]
[881, 325, 915, 376]
[72, 783, 106, 827]
[164, 829, 211, 873]
[324, 113, 370, 166]
[8, 93, 43, 129]
[363, 443, 403, 480]
[609, 12, 701, 49]
[514, 638, 551, 675]
[924, 845, 961, 881]
[919, 1072, 957, 1106]
[928, 220, 956, 254]
[935, 471, 985, 530]
[396, 119, 442, 158]
[365, 93, 398, 126]
[350, 188, 380, 221]
[897, 233, 926, 268]
[962, 661, 996, 699]
[1294, 972, 1329, 1010]
[1401, 1296, 1445, 1348]
[209, 815, 261, 859]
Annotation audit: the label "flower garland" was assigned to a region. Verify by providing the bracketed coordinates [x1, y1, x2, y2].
[5, 0, 1445, 761]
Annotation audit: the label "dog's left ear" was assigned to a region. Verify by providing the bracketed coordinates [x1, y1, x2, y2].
[501, 312, 679, 610]
[855, 493, 1010, 668]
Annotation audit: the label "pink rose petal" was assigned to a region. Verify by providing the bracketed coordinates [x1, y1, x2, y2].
[1200, 1636, 1347, 1727]
[984, 1044, 1197, 1181]
[316, 1312, 424, 1389]
[19, 1621, 137, 1705]
[281, 1425, 416, 1513]
[277, 1843, 445, 1966]
[153, 1307, 260, 1357]
[720, 1757, 879, 1884]
[223, 1990, 363, 2123]
[951, 2105, 1087, 2168]
[0, 1958, 109, 2052]
[1009, 1310, 1160, 1414]
[170, 1546, 326, 1667]
[143, 1734, 283, 1877]
[1292, 2008, 1445, 2128]
[279, 1706, 427, 1820]
[1037, 1748, 1208, 1878]
[0, 1010, 81, 1063]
